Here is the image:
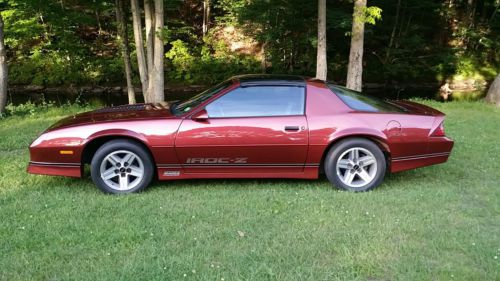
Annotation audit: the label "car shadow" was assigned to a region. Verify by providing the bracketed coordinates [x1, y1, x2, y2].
[147, 177, 329, 192]
[34, 165, 438, 194]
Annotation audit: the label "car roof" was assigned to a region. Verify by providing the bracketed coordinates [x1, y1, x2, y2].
[232, 74, 307, 87]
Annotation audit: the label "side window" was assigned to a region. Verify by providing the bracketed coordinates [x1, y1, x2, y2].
[206, 86, 305, 118]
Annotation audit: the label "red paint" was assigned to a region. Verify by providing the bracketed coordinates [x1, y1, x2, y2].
[28, 76, 454, 181]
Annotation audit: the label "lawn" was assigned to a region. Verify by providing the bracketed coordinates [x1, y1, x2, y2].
[0, 101, 499, 281]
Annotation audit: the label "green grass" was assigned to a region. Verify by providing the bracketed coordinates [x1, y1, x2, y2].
[1, 101, 499, 281]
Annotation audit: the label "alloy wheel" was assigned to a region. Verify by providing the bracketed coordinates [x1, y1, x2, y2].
[336, 147, 378, 188]
[99, 150, 145, 191]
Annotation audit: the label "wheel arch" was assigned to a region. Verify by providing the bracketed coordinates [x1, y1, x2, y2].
[81, 134, 155, 168]
[318, 134, 391, 174]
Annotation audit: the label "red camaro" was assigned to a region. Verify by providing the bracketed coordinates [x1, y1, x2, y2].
[28, 75, 454, 193]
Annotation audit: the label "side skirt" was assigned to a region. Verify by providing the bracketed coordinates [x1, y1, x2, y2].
[157, 165, 319, 180]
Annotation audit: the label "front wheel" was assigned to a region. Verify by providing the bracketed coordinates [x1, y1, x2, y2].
[90, 139, 154, 194]
[324, 138, 386, 192]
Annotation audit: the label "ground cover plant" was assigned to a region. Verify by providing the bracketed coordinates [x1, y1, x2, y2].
[0, 101, 499, 280]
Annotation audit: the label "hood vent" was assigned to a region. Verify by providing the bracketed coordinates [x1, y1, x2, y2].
[94, 104, 148, 114]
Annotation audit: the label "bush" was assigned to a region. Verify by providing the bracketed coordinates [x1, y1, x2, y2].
[165, 36, 260, 84]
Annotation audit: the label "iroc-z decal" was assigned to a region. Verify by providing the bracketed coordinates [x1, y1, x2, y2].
[186, 157, 248, 164]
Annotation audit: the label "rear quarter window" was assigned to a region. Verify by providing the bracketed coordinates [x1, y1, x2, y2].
[328, 84, 406, 113]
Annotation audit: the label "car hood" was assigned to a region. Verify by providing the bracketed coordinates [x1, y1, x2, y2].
[47, 103, 176, 132]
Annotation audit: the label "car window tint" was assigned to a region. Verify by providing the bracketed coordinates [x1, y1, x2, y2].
[173, 80, 232, 115]
[206, 86, 305, 118]
[328, 84, 406, 113]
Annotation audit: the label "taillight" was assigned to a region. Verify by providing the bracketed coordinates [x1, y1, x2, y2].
[431, 122, 446, 137]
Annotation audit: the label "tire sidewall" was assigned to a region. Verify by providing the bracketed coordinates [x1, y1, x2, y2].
[324, 138, 386, 192]
[90, 140, 154, 194]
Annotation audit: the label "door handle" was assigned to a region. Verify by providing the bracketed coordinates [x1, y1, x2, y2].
[284, 126, 300, 131]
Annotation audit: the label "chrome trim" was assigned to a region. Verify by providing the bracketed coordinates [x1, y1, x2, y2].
[157, 163, 319, 168]
[392, 152, 450, 162]
[29, 161, 81, 167]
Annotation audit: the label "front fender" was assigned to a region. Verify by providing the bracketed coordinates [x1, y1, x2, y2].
[84, 129, 149, 147]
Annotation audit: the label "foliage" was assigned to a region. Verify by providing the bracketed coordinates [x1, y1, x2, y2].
[1, 0, 121, 85]
[365, 0, 500, 83]
[165, 39, 196, 81]
[0, 0, 498, 89]
[165, 33, 260, 84]
[0, 101, 500, 280]
[363, 6, 383, 25]
[0, 98, 91, 118]
[218, 0, 317, 75]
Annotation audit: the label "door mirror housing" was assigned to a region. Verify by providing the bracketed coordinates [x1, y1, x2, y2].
[192, 109, 209, 122]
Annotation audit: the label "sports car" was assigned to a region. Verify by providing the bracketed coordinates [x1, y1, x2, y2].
[28, 75, 454, 193]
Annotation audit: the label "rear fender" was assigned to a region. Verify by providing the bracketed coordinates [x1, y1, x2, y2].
[317, 128, 391, 174]
[328, 128, 388, 148]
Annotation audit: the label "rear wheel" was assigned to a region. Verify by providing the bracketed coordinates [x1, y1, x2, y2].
[324, 138, 386, 192]
[90, 139, 154, 194]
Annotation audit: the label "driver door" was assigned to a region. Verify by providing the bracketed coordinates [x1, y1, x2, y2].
[174, 85, 309, 174]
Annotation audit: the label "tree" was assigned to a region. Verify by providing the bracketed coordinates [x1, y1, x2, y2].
[385, 0, 401, 62]
[130, 0, 149, 101]
[346, 0, 366, 91]
[0, 13, 7, 115]
[316, 0, 327, 80]
[149, 0, 164, 102]
[346, 0, 381, 91]
[130, 0, 164, 103]
[145, 0, 154, 100]
[485, 75, 500, 106]
[202, 0, 211, 36]
[115, 0, 136, 104]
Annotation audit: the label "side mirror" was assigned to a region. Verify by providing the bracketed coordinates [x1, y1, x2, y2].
[192, 109, 209, 122]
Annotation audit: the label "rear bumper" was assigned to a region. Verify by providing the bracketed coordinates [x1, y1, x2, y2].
[27, 161, 82, 178]
[391, 137, 454, 173]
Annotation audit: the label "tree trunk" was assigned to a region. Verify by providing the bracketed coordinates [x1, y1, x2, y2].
[150, 0, 164, 102]
[203, 0, 211, 36]
[261, 41, 268, 73]
[490, 1, 499, 22]
[0, 14, 7, 115]
[485, 75, 500, 106]
[346, 0, 366, 92]
[115, 0, 136, 104]
[315, 0, 327, 80]
[130, 0, 149, 101]
[385, 0, 401, 62]
[145, 0, 155, 101]
[95, 9, 102, 35]
[145, 0, 154, 79]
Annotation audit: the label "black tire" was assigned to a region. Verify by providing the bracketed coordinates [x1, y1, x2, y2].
[324, 138, 386, 192]
[90, 139, 154, 194]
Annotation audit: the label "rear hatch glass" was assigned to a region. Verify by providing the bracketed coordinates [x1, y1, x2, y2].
[328, 84, 407, 113]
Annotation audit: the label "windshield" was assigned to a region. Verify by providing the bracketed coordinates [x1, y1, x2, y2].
[328, 84, 407, 113]
[172, 80, 233, 116]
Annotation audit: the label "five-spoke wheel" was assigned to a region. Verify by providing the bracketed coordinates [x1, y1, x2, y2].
[99, 150, 145, 191]
[324, 138, 386, 192]
[91, 140, 154, 194]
